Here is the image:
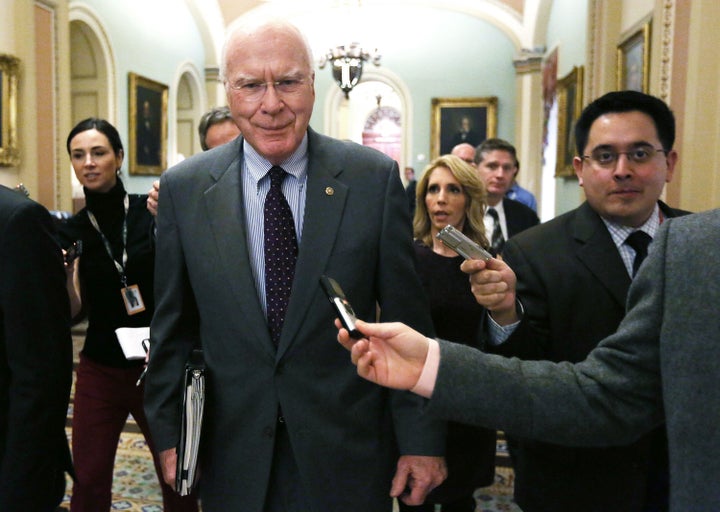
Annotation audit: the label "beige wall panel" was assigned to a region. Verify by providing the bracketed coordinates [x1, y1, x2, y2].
[35, 4, 55, 208]
[176, 119, 194, 161]
[72, 92, 100, 124]
[678, 0, 720, 212]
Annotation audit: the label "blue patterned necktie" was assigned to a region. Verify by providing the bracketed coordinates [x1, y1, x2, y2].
[264, 166, 298, 346]
[625, 230, 652, 277]
[487, 207, 505, 254]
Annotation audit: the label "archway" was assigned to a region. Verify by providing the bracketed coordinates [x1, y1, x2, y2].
[68, 6, 115, 211]
[171, 64, 204, 163]
[323, 68, 412, 174]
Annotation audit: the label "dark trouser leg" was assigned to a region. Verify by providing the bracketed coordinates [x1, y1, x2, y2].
[70, 356, 128, 512]
[264, 418, 312, 512]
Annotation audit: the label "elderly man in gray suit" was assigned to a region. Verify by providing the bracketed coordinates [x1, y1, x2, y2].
[337, 206, 720, 512]
[144, 17, 446, 512]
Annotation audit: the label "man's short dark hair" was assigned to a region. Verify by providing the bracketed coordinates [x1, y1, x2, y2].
[198, 106, 235, 151]
[474, 138, 519, 168]
[574, 90, 675, 156]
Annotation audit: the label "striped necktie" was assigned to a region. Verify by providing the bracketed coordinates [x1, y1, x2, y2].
[487, 207, 505, 254]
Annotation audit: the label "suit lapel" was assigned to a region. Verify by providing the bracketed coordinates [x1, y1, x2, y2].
[503, 198, 521, 237]
[573, 201, 686, 310]
[203, 142, 275, 358]
[572, 202, 631, 307]
[277, 132, 348, 358]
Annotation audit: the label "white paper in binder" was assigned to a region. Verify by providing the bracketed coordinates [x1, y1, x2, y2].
[176, 351, 205, 496]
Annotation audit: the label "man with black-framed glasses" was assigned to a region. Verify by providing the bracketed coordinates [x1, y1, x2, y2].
[466, 90, 689, 511]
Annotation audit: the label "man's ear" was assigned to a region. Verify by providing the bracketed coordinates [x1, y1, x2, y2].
[573, 156, 584, 185]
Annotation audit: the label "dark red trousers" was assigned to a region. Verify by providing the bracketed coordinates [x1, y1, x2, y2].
[70, 355, 199, 512]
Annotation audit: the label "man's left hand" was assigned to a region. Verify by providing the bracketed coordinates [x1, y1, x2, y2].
[391, 455, 447, 505]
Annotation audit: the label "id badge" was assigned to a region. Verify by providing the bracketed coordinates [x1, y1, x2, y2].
[122, 284, 146, 315]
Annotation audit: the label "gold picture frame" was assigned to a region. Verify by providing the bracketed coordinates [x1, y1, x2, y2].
[0, 54, 20, 167]
[555, 66, 584, 178]
[617, 21, 651, 93]
[431, 97, 497, 160]
[128, 72, 168, 175]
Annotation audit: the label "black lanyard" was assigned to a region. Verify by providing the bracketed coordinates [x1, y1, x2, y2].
[86, 193, 130, 286]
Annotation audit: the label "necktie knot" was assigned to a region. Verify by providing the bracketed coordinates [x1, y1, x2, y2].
[268, 165, 286, 187]
[625, 230, 652, 276]
[487, 207, 499, 220]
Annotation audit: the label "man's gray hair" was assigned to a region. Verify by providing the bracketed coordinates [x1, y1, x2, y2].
[220, 18, 314, 82]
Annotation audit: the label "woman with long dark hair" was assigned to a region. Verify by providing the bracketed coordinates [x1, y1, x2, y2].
[59, 118, 198, 511]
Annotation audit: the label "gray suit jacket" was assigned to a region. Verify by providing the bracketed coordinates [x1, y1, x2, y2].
[145, 129, 443, 511]
[429, 208, 720, 511]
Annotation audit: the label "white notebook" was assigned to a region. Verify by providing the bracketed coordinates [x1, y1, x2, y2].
[115, 327, 150, 360]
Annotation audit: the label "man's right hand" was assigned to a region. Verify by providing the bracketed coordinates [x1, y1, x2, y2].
[461, 257, 519, 325]
[336, 319, 430, 390]
[147, 180, 160, 217]
[159, 447, 177, 489]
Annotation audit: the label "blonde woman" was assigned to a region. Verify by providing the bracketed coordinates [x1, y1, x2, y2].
[404, 155, 495, 512]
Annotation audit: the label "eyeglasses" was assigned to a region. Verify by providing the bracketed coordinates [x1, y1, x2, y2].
[227, 77, 309, 102]
[581, 144, 668, 169]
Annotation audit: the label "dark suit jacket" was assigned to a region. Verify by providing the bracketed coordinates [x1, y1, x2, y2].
[430, 208, 720, 512]
[145, 129, 443, 511]
[0, 186, 73, 511]
[406, 179, 417, 218]
[502, 197, 539, 239]
[488, 200, 686, 511]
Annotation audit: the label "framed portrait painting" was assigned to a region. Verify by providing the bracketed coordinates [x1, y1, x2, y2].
[431, 97, 497, 160]
[128, 72, 168, 175]
[617, 21, 651, 93]
[555, 66, 584, 178]
[0, 54, 20, 167]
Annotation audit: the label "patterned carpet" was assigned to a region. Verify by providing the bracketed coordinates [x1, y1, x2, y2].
[475, 466, 520, 511]
[59, 427, 518, 511]
[61, 429, 164, 511]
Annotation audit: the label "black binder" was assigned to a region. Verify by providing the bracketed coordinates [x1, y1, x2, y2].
[176, 349, 205, 496]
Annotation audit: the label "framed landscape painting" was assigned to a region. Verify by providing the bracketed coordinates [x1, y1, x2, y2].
[555, 66, 584, 178]
[617, 21, 651, 93]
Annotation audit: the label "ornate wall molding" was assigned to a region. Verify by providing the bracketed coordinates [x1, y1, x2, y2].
[586, 0, 598, 101]
[659, 0, 675, 102]
[513, 47, 545, 74]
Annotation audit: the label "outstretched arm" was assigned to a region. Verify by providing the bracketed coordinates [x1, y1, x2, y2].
[336, 319, 431, 390]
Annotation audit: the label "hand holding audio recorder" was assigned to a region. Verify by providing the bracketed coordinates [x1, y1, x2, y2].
[436, 224, 493, 261]
[320, 275, 364, 339]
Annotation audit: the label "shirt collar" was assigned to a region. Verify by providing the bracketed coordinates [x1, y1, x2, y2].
[602, 203, 661, 249]
[243, 133, 309, 185]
